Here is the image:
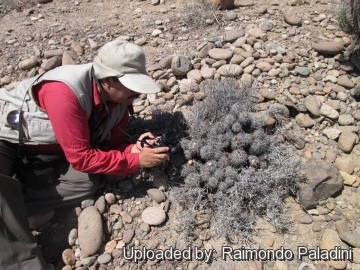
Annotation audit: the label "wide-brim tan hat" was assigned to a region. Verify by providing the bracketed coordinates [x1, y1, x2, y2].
[93, 40, 160, 94]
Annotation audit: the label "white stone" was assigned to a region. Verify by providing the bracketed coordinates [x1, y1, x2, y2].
[320, 104, 339, 119]
[141, 207, 166, 225]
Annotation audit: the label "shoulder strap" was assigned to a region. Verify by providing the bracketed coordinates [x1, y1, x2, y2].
[127, 104, 136, 121]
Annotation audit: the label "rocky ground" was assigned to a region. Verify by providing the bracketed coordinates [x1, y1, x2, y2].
[3, 0, 360, 269]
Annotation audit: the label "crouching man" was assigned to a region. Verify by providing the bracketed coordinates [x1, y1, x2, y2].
[0, 40, 169, 269]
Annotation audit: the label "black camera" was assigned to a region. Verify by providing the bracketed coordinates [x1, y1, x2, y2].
[152, 131, 177, 152]
[141, 131, 178, 153]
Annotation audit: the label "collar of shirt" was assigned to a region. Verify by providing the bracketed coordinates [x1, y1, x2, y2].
[92, 80, 118, 115]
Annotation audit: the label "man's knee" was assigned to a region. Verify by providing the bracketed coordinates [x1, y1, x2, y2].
[59, 165, 101, 194]
[84, 174, 101, 195]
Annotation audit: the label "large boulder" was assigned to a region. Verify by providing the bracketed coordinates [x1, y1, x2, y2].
[298, 159, 343, 209]
[313, 42, 344, 55]
[78, 206, 103, 257]
[171, 56, 192, 76]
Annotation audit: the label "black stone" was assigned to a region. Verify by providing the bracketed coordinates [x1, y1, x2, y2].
[353, 86, 360, 101]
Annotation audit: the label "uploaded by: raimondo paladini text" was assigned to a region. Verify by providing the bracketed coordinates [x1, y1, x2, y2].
[122, 245, 353, 264]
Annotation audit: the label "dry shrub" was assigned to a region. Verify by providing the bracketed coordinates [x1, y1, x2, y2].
[180, 1, 220, 29]
[0, 0, 36, 16]
[169, 78, 300, 243]
[135, 78, 301, 244]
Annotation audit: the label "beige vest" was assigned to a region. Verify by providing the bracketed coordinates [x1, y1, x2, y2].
[0, 63, 127, 145]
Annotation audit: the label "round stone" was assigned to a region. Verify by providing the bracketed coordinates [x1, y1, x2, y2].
[62, 249, 76, 265]
[78, 206, 103, 257]
[200, 66, 216, 79]
[113, 220, 123, 230]
[320, 104, 339, 119]
[123, 229, 135, 244]
[304, 95, 320, 117]
[208, 48, 233, 61]
[68, 228, 78, 246]
[295, 66, 310, 76]
[338, 131, 357, 153]
[147, 189, 166, 203]
[140, 222, 150, 233]
[256, 62, 272, 72]
[312, 222, 322, 232]
[223, 11, 237, 21]
[295, 113, 315, 128]
[284, 9, 302, 26]
[338, 114, 354, 126]
[313, 42, 345, 55]
[218, 64, 243, 76]
[97, 253, 112, 264]
[141, 207, 166, 225]
[105, 193, 117, 204]
[224, 28, 245, 42]
[335, 156, 354, 174]
[19, 56, 39, 70]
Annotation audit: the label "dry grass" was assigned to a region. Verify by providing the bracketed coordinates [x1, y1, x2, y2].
[338, 0, 360, 44]
[180, 1, 220, 29]
[0, 0, 36, 17]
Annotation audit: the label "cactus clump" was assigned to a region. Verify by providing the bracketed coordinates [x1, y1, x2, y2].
[138, 78, 300, 244]
[171, 78, 300, 243]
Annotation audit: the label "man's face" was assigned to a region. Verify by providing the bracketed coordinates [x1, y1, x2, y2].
[103, 78, 140, 105]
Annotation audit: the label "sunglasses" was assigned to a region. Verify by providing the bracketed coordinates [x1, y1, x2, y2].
[5, 110, 25, 156]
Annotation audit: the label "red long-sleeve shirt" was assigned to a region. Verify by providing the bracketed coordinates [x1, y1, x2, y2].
[23, 80, 139, 177]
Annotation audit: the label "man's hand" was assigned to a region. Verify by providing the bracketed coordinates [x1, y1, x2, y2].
[136, 132, 158, 151]
[138, 146, 169, 168]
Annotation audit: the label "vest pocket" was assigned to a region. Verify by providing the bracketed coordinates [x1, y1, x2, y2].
[27, 119, 57, 144]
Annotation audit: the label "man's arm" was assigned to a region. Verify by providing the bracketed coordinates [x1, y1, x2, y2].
[98, 110, 135, 154]
[34, 81, 139, 177]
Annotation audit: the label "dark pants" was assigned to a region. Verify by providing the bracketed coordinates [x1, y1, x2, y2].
[0, 140, 101, 269]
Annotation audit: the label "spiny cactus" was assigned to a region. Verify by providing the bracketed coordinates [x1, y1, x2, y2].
[218, 181, 230, 192]
[248, 155, 260, 168]
[207, 177, 219, 189]
[217, 155, 230, 168]
[213, 169, 225, 181]
[231, 122, 243, 133]
[231, 133, 253, 150]
[229, 149, 248, 168]
[200, 145, 215, 160]
[237, 112, 251, 127]
[187, 139, 203, 157]
[249, 130, 271, 156]
[223, 114, 237, 129]
[181, 164, 196, 178]
[184, 173, 201, 188]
